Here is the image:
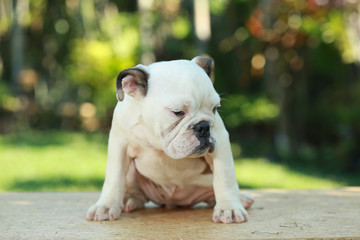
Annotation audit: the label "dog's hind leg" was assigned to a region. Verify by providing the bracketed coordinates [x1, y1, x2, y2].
[123, 161, 149, 212]
[239, 192, 254, 209]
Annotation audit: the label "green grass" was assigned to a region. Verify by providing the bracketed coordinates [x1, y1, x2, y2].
[0, 131, 107, 191]
[236, 159, 348, 189]
[0, 131, 358, 191]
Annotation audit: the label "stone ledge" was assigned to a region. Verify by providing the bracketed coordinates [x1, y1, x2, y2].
[0, 188, 359, 239]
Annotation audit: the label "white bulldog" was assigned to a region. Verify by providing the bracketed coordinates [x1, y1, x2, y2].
[87, 56, 254, 223]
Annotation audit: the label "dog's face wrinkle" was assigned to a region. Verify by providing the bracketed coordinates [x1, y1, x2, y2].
[168, 117, 182, 133]
[160, 116, 182, 139]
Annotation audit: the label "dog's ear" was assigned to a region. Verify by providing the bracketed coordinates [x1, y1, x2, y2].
[116, 66, 149, 101]
[192, 56, 215, 83]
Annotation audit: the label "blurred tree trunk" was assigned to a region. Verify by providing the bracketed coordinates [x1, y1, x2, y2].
[138, 0, 155, 65]
[261, 1, 307, 160]
[80, 0, 96, 39]
[194, 0, 211, 54]
[260, 2, 290, 157]
[11, 0, 24, 92]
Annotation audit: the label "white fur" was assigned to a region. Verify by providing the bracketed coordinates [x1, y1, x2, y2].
[86, 58, 253, 223]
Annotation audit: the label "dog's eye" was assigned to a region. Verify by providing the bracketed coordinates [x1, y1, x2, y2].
[212, 107, 218, 114]
[172, 110, 185, 118]
[212, 104, 221, 114]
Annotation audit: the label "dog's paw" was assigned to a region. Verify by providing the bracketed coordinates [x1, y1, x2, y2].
[86, 204, 122, 221]
[239, 192, 254, 209]
[122, 197, 145, 213]
[212, 202, 248, 224]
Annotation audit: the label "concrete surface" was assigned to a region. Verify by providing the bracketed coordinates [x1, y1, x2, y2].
[0, 188, 359, 239]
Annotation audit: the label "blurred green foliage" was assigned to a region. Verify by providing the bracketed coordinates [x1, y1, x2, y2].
[221, 94, 279, 127]
[1, 0, 360, 174]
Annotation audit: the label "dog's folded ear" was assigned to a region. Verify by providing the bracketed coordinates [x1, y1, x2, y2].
[116, 65, 149, 101]
[191, 56, 215, 83]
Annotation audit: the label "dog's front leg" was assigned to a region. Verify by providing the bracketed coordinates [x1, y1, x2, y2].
[207, 115, 249, 224]
[87, 126, 131, 221]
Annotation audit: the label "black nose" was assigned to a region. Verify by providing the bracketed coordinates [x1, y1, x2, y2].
[194, 121, 210, 138]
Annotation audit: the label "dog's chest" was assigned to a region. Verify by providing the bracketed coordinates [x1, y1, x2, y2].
[130, 145, 208, 188]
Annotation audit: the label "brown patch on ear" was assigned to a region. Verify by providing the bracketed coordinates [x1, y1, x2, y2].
[192, 56, 215, 83]
[116, 67, 149, 101]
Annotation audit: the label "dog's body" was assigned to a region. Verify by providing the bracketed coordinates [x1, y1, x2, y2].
[87, 57, 254, 223]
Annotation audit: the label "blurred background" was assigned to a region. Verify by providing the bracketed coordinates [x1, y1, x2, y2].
[0, 0, 360, 191]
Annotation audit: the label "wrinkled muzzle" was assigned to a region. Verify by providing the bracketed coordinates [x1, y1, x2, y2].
[163, 121, 215, 159]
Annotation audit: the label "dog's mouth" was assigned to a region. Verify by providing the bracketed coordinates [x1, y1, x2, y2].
[192, 137, 216, 155]
[209, 143, 215, 153]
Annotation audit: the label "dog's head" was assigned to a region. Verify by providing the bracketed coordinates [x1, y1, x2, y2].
[116, 56, 220, 159]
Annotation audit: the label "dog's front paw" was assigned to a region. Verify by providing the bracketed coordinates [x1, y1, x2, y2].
[212, 202, 248, 224]
[87, 203, 122, 221]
